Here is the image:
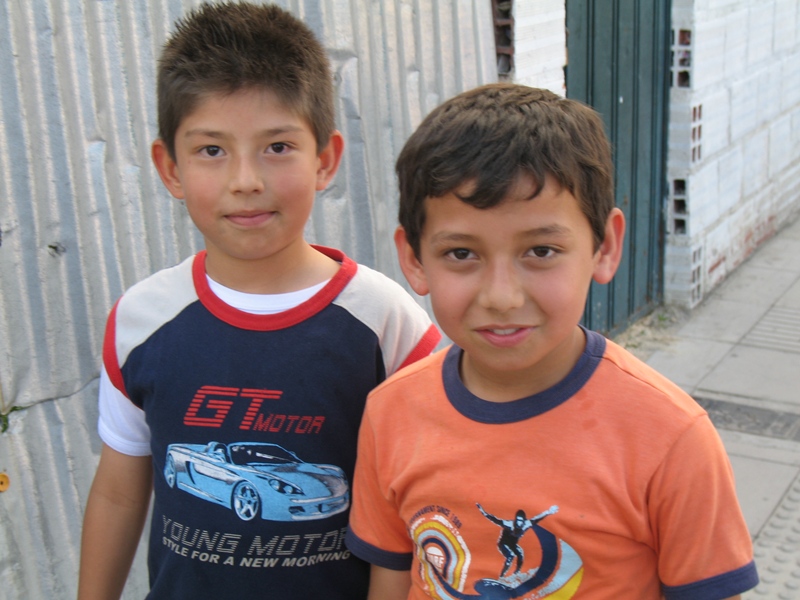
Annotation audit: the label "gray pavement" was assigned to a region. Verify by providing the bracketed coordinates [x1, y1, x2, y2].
[623, 216, 800, 598]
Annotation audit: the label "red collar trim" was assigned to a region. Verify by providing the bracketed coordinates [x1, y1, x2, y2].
[192, 246, 357, 331]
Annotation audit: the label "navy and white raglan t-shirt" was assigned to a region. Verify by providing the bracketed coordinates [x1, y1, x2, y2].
[98, 246, 441, 599]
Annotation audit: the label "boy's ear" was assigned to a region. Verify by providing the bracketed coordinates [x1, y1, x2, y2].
[394, 226, 430, 296]
[151, 139, 185, 200]
[315, 130, 345, 191]
[592, 207, 626, 284]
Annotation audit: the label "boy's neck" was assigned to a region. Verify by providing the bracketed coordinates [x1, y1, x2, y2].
[203, 241, 340, 294]
[459, 326, 587, 402]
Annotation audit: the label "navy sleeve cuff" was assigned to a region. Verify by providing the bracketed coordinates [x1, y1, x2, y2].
[344, 528, 413, 571]
[663, 560, 759, 600]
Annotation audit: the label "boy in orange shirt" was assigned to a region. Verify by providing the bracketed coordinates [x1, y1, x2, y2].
[346, 83, 758, 599]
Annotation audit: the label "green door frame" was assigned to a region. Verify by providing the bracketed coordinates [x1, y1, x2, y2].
[567, 0, 671, 334]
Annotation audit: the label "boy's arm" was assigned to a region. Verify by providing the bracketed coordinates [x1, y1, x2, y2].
[367, 565, 411, 600]
[78, 443, 153, 600]
[653, 417, 758, 597]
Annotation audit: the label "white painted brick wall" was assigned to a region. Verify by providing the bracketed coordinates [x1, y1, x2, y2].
[504, 0, 800, 310]
[777, 163, 800, 224]
[704, 218, 736, 289]
[781, 53, 800, 111]
[689, 163, 720, 232]
[769, 114, 794, 176]
[510, 0, 566, 95]
[774, 0, 798, 51]
[746, 6, 774, 65]
[741, 129, 770, 197]
[664, 238, 705, 305]
[665, 0, 800, 308]
[697, 88, 730, 156]
[757, 61, 782, 124]
[729, 73, 759, 141]
[692, 19, 726, 87]
[723, 10, 748, 79]
[717, 147, 743, 214]
[792, 105, 800, 154]
[664, 242, 694, 294]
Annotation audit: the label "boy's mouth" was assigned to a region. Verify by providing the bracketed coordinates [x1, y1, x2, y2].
[477, 326, 531, 347]
[487, 327, 521, 335]
[226, 211, 275, 227]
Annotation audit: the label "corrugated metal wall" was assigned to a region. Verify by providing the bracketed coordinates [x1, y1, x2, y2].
[0, 1, 496, 597]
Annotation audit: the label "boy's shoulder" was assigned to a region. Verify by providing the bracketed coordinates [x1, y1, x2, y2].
[111, 247, 432, 328]
[115, 253, 198, 321]
[335, 257, 436, 325]
[339, 259, 421, 304]
[596, 335, 707, 420]
[600, 337, 690, 394]
[104, 253, 200, 378]
[110, 248, 439, 373]
[365, 334, 707, 424]
[366, 347, 447, 401]
[337, 259, 441, 373]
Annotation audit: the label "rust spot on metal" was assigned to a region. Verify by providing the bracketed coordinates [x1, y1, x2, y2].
[47, 242, 67, 257]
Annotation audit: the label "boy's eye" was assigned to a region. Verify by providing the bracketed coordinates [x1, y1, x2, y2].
[202, 145, 223, 157]
[447, 248, 474, 260]
[268, 142, 289, 154]
[529, 246, 554, 258]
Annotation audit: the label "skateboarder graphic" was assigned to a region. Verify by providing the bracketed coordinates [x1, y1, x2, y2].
[477, 503, 559, 579]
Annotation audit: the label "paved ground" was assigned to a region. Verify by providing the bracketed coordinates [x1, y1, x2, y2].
[615, 216, 800, 598]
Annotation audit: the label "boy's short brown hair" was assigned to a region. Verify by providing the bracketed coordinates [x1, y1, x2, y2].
[157, 1, 334, 158]
[396, 83, 615, 257]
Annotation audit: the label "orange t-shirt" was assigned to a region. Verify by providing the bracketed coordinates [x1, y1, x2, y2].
[347, 330, 758, 599]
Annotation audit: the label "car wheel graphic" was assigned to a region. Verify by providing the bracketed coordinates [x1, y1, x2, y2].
[232, 481, 260, 521]
[164, 456, 176, 488]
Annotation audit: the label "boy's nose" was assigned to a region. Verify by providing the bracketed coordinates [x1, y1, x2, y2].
[478, 262, 525, 313]
[229, 156, 265, 194]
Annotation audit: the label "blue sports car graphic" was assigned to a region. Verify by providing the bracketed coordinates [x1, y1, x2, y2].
[163, 442, 350, 522]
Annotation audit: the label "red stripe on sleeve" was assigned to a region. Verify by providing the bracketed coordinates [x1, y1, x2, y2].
[102, 299, 129, 398]
[398, 324, 442, 371]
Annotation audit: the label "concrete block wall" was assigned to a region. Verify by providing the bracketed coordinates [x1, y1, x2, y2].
[666, 0, 800, 308]
[510, 0, 566, 95]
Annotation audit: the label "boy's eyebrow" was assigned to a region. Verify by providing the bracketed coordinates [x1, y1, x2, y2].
[429, 224, 573, 245]
[182, 125, 306, 138]
[428, 232, 479, 246]
[519, 224, 573, 237]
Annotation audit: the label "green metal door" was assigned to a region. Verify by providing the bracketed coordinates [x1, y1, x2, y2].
[567, 0, 671, 334]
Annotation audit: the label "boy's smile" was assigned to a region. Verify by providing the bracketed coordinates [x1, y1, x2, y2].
[397, 174, 623, 402]
[152, 88, 342, 292]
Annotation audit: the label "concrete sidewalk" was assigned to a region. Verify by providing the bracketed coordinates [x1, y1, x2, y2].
[622, 216, 800, 598]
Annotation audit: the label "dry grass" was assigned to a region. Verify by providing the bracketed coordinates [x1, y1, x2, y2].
[611, 305, 690, 361]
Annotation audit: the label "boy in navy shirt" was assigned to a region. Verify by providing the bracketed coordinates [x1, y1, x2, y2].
[78, 4, 439, 598]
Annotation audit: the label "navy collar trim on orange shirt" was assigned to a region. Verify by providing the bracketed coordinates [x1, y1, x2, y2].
[443, 326, 606, 424]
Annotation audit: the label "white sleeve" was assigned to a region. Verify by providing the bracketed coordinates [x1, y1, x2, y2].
[97, 366, 152, 456]
[334, 265, 441, 376]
